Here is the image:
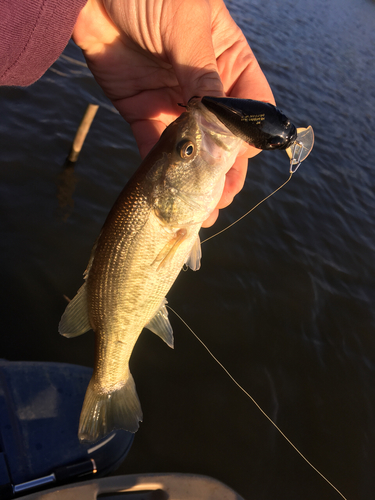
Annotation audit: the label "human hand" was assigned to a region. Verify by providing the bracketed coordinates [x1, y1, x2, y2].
[72, 0, 275, 227]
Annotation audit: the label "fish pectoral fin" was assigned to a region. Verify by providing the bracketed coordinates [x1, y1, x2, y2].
[152, 228, 187, 271]
[185, 235, 202, 271]
[58, 283, 91, 338]
[79, 370, 143, 442]
[145, 298, 174, 348]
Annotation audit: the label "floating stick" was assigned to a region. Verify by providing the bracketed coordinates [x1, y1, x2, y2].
[68, 104, 99, 162]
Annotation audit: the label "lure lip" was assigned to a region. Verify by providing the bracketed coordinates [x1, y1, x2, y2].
[285, 126, 315, 173]
[201, 96, 297, 151]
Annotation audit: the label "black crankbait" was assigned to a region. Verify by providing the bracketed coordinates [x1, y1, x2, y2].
[201, 96, 314, 172]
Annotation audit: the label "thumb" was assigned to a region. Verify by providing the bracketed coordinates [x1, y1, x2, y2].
[162, 0, 224, 102]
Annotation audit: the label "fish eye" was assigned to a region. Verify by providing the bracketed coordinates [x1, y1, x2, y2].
[178, 140, 195, 159]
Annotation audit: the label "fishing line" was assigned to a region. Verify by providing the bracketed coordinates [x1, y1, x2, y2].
[201, 171, 293, 245]
[173, 139, 347, 496]
[167, 305, 347, 500]
[201, 124, 315, 244]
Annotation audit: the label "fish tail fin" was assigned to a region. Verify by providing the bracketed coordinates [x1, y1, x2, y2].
[78, 371, 143, 442]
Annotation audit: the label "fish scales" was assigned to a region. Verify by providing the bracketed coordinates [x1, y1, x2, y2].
[59, 99, 246, 442]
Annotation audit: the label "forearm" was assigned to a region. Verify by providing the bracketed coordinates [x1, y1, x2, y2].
[0, 0, 87, 86]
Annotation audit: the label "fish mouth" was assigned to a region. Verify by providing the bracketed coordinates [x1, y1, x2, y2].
[200, 96, 297, 151]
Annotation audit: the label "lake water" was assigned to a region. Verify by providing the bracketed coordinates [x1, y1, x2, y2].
[1, 0, 375, 498]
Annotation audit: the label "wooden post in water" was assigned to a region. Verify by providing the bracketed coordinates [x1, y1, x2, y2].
[68, 103, 99, 162]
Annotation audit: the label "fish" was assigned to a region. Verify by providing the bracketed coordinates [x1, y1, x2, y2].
[59, 96, 297, 442]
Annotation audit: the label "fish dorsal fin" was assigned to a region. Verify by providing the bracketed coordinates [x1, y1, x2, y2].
[84, 235, 100, 279]
[145, 298, 174, 348]
[59, 283, 91, 338]
[185, 235, 202, 271]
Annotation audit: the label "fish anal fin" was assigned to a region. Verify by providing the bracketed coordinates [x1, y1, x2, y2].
[185, 235, 202, 271]
[145, 298, 174, 348]
[152, 228, 187, 271]
[59, 283, 91, 338]
[78, 371, 143, 442]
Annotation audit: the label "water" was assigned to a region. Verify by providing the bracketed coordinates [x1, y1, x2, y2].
[1, 0, 375, 498]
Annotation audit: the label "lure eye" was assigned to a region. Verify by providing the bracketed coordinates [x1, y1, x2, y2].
[178, 140, 195, 159]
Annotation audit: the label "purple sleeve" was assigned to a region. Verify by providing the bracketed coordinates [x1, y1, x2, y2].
[0, 0, 87, 86]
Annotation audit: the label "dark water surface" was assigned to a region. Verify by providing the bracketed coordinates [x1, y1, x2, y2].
[1, 0, 375, 498]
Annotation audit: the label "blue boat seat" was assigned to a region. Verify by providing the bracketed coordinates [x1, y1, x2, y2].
[0, 359, 134, 498]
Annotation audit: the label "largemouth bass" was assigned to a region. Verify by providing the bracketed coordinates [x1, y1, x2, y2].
[59, 97, 297, 442]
